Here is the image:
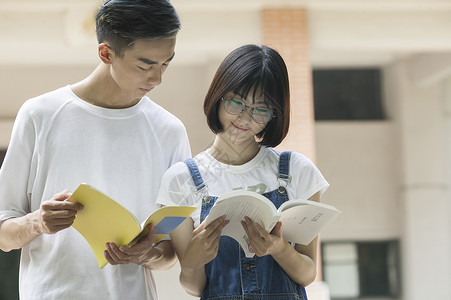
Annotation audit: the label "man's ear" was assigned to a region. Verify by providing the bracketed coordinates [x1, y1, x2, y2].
[98, 43, 113, 64]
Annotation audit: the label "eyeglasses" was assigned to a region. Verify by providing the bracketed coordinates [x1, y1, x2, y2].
[222, 97, 274, 124]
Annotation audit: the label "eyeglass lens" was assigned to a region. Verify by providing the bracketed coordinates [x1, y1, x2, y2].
[223, 98, 273, 124]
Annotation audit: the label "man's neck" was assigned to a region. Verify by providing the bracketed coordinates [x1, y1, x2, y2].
[70, 64, 141, 109]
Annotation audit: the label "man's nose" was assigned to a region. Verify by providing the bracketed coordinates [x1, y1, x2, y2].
[147, 67, 162, 86]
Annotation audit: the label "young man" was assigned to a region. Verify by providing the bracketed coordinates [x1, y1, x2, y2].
[0, 0, 191, 299]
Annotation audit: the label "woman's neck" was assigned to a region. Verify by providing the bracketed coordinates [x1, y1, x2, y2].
[210, 135, 261, 165]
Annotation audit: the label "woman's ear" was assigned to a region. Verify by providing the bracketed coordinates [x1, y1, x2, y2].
[98, 43, 113, 64]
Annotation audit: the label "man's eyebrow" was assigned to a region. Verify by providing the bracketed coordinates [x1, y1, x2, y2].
[138, 52, 176, 65]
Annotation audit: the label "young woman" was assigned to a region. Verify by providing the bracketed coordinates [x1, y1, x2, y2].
[157, 44, 329, 300]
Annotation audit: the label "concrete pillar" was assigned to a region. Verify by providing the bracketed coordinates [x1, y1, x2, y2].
[387, 56, 451, 300]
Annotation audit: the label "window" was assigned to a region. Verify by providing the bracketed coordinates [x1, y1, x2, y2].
[322, 241, 401, 299]
[313, 69, 384, 120]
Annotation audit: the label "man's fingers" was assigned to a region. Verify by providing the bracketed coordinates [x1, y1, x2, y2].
[105, 243, 125, 263]
[42, 200, 83, 212]
[43, 190, 83, 211]
[40, 208, 79, 224]
[53, 190, 72, 201]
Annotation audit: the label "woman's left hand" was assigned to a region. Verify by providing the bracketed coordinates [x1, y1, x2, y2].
[241, 217, 286, 257]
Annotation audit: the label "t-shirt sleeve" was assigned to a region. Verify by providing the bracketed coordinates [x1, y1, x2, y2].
[149, 103, 192, 168]
[168, 123, 192, 166]
[290, 152, 329, 200]
[0, 100, 38, 222]
[156, 162, 196, 207]
[156, 162, 202, 226]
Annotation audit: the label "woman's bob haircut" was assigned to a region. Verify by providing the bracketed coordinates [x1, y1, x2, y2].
[203, 44, 290, 147]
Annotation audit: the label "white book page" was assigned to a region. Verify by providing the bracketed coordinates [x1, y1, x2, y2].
[205, 191, 280, 257]
[279, 202, 340, 245]
[278, 199, 337, 213]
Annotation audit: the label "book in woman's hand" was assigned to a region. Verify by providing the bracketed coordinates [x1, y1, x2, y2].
[204, 190, 340, 258]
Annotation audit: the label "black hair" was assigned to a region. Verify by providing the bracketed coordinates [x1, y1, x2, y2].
[95, 0, 181, 57]
[203, 44, 290, 147]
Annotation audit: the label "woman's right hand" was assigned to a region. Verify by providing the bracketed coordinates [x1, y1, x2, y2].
[181, 215, 229, 269]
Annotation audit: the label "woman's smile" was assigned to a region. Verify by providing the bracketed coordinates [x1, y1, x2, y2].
[231, 122, 248, 132]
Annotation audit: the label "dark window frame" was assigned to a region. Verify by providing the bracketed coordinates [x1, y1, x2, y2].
[321, 240, 401, 299]
[313, 68, 385, 121]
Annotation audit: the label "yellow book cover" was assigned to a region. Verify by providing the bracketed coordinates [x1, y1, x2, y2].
[67, 183, 196, 268]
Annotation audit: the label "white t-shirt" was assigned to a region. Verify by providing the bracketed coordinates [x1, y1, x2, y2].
[0, 85, 191, 300]
[157, 147, 329, 227]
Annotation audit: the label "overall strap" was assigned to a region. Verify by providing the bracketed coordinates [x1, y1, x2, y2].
[278, 151, 292, 181]
[277, 151, 292, 192]
[184, 158, 206, 192]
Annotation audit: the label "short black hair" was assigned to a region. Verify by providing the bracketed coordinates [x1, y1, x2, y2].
[203, 44, 290, 147]
[95, 0, 181, 57]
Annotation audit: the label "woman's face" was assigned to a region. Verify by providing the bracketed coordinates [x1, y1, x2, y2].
[218, 91, 271, 144]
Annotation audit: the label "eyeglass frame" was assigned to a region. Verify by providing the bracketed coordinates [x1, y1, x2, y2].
[221, 97, 276, 124]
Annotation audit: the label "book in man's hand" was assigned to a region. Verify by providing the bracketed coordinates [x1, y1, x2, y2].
[67, 183, 197, 268]
[204, 190, 340, 258]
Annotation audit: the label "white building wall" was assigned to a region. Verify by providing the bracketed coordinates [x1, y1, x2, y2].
[315, 121, 401, 241]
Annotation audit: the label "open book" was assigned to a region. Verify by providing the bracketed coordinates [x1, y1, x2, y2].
[204, 190, 340, 258]
[67, 184, 197, 268]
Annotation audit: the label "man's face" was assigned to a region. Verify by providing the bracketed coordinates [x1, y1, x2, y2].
[109, 38, 176, 103]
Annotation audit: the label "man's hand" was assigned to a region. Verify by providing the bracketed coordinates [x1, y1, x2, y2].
[38, 190, 84, 234]
[104, 223, 164, 266]
[0, 189, 83, 252]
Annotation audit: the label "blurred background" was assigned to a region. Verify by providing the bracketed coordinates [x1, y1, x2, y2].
[1, 0, 451, 299]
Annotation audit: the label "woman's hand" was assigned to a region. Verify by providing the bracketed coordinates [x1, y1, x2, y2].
[181, 215, 229, 269]
[241, 217, 286, 257]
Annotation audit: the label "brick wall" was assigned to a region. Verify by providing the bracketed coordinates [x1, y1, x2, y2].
[262, 8, 316, 162]
[262, 9, 328, 294]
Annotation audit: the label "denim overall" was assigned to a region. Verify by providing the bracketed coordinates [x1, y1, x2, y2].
[184, 151, 308, 300]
